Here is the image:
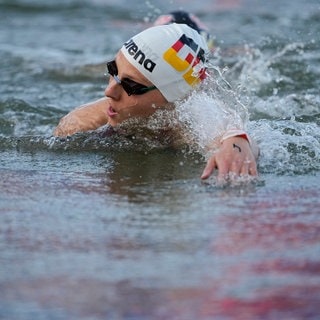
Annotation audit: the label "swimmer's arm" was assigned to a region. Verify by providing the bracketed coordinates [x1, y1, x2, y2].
[54, 98, 109, 137]
[201, 133, 259, 180]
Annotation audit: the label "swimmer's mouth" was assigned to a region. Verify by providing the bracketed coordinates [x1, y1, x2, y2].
[108, 106, 118, 117]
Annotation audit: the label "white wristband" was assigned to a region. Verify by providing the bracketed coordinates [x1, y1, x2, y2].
[220, 129, 251, 145]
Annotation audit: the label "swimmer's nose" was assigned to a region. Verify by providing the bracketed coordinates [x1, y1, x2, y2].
[105, 77, 122, 100]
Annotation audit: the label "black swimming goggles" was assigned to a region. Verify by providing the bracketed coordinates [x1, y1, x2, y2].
[106, 60, 157, 96]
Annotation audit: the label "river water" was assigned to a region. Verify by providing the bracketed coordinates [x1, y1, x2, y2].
[1, 0, 320, 319]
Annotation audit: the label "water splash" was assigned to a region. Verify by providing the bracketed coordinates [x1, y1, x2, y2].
[213, 40, 320, 175]
[225, 42, 306, 96]
[251, 119, 320, 175]
[175, 70, 249, 157]
[0, 98, 63, 136]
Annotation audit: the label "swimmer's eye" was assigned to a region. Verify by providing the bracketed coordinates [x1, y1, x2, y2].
[106, 60, 157, 96]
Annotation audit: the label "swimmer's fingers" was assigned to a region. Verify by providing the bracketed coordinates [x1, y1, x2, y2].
[201, 156, 217, 180]
[229, 156, 258, 178]
[201, 155, 230, 180]
[240, 159, 258, 176]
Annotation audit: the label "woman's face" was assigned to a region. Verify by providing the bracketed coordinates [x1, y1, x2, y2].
[104, 51, 169, 127]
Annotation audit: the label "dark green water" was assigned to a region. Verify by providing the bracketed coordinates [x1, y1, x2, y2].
[1, 0, 320, 319]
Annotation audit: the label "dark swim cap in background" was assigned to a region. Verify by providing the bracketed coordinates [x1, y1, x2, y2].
[153, 10, 214, 51]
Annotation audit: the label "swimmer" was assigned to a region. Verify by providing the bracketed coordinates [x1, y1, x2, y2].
[54, 23, 259, 180]
[153, 10, 214, 51]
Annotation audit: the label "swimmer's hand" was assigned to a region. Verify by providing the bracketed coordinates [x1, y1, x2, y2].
[54, 98, 109, 137]
[54, 112, 86, 137]
[201, 136, 259, 180]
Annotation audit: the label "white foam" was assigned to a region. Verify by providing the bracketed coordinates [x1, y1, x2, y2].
[175, 72, 249, 156]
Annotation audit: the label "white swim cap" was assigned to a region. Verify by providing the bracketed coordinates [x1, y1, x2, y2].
[120, 23, 209, 102]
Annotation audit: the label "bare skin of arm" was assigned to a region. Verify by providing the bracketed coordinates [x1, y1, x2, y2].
[54, 98, 109, 137]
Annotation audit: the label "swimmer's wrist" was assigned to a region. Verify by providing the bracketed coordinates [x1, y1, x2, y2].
[220, 129, 251, 145]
